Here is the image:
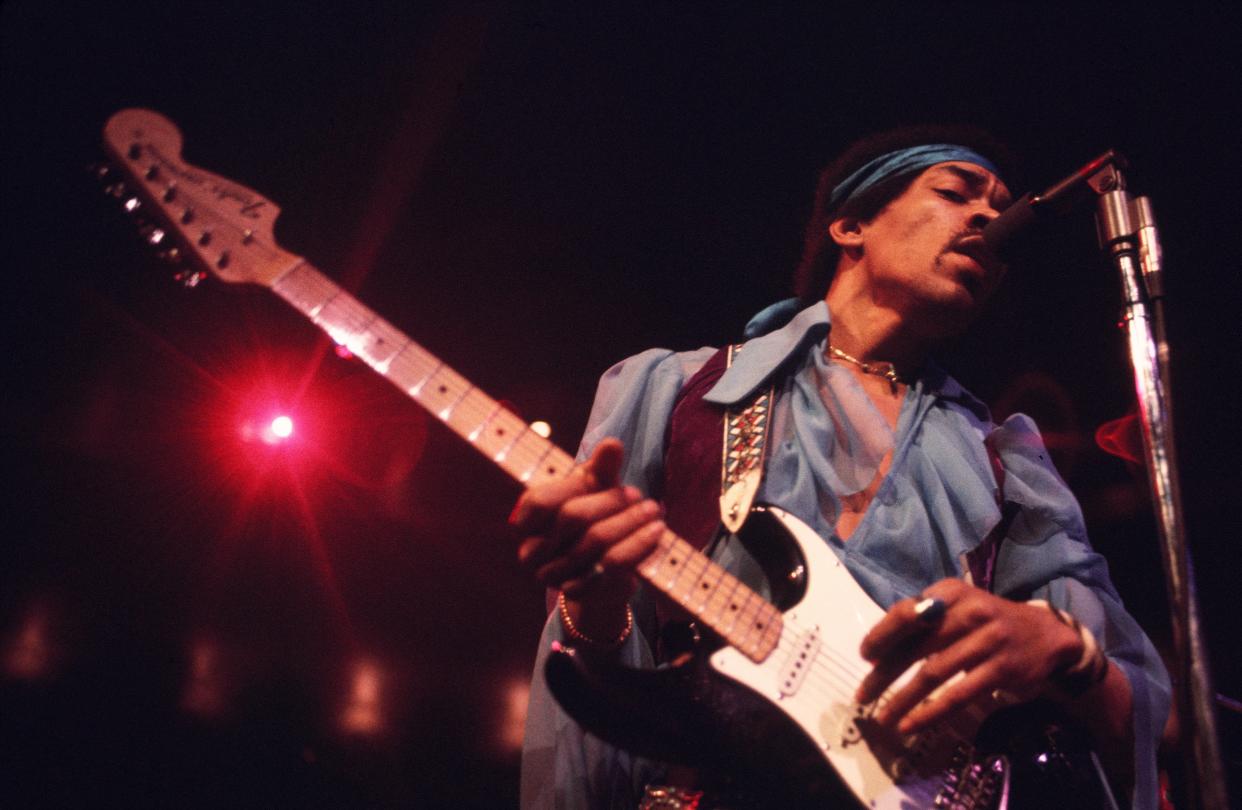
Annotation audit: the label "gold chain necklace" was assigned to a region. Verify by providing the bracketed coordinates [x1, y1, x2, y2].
[827, 345, 904, 393]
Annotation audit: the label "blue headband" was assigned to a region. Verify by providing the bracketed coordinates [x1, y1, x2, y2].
[827, 144, 1000, 210]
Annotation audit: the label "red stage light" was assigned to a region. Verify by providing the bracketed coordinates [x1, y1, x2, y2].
[270, 415, 294, 439]
[239, 413, 297, 445]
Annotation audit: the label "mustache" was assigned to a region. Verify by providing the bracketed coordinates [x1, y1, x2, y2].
[946, 228, 985, 251]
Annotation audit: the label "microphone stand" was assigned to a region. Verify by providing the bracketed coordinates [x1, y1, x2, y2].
[1090, 160, 1229, 809]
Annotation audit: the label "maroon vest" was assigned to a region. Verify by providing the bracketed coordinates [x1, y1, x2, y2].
[660, 346, 731, 552]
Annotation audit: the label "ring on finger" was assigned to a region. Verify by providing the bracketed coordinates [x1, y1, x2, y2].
[913, 596, 947, 625]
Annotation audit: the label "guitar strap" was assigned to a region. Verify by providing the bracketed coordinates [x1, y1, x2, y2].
[718, 344, 775, 534]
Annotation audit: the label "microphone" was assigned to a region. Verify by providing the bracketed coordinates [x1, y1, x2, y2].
[983, 149, 1127, 259]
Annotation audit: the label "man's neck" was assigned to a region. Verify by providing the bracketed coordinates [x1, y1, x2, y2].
[824, 290, 930, 374]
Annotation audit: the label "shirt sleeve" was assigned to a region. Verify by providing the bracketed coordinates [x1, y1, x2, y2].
[988, 413, 1171, 810]
[520, 346, 714, 810]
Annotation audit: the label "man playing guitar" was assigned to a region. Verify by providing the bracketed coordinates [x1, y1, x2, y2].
[511, 126, 1170, 809]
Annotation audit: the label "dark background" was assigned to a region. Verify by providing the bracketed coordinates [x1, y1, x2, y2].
[2, 3, 1239, 807]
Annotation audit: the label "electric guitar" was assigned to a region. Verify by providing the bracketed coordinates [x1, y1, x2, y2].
[98, 108, 1110, 809]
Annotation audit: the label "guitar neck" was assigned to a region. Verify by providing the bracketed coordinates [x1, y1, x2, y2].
[270, 260, 783, 662]
[271, 260, 574, 487]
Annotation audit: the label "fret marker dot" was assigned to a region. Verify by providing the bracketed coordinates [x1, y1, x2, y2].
[438, 385, 447, 394]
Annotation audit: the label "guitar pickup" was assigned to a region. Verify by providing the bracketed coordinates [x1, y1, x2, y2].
[777, 625, 821, 697]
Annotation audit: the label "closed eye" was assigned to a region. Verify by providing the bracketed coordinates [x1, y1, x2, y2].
[935, 189, 966, 203]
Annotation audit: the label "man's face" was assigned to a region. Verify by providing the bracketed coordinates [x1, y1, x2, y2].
[850, 161, 1012, 336]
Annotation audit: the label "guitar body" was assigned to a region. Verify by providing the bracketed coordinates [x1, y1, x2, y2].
[546, 506, 1110, 809]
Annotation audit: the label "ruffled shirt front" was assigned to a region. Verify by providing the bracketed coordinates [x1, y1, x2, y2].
[520, 301, 1169, 810]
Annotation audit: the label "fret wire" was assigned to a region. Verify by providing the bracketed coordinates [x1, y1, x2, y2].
[733, 591, 768, 651]
[636, 532, 676, 580]
[656, 538, 688, 591]
[493, 422, 531, 465]
[518, 442, 555, 483]
[274, 264, 338, 315]
[718, 581, 758, 643]
[409, 361, 445, 397]
[753, 606, 782, 654]
[661, 539, 707, 610]
[669, 538, 708, 597]
[509, 432, 554, 464]
[501, 432, 553, 473]
[687, 562, 723, 613]
[668, 539, 703, 595]
[480, 411, 529, 455]
[310, 289, 343, 321]
[705, 567, 746, 626]
[356, 317, 406, 368]
[466, 402, 502, 443]
[719, 575, 751, 635]
[388, 344, 439, 391]
[719, 582, 760, 638]
[437, 382, 475, 421]
[640, 531, 682, 585]
[447, 389, 499, 431]
[523, 447, 574, 487]
[670, 548, 710, 603]
[324, 295, 375, 333]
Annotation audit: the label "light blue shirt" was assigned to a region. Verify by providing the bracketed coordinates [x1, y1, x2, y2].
[521, 301, 1169, 810]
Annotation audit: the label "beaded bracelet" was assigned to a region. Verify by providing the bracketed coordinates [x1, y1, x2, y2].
[557, 590, 634, 650]
[1030, 599, 1110, 697]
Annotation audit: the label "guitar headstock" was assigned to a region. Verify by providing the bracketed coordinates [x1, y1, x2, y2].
[100, 108, 301, 288]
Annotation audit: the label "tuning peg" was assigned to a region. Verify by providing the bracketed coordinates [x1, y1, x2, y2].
[146, 227, 166, 246]
[156, 246, 181, 264]
[104, 181, 128, 198]
[124, 197, 142, 213]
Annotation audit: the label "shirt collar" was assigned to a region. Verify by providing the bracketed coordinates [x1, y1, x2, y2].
[704, 301, 830, 405]
[703, 299, 993, 422]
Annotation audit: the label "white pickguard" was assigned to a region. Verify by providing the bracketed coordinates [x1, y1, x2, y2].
[709, 505, 955, 809]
